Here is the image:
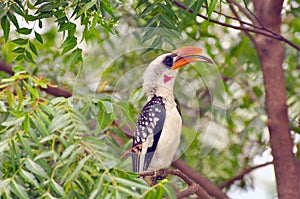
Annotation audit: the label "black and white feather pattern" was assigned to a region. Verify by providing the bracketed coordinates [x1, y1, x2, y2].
[132, 95, 166, 173]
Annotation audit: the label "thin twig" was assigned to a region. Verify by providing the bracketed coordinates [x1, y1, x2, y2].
[202, 5, 255, 27]
[227, 0, 257, 23]
[219, 161, 273, 189]
[226, 0, 256, 44]
[173, 0, 300, 51]
[241, 0, 264, 27]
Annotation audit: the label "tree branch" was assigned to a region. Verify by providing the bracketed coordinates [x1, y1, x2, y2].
[0, 60, 14, 75]
[0, 60, 72, 98]
[139, 169, 213, 199]
[176, 184, 208, 199]
[172, 159, 229, 199]
[226, 0, 257, 23]
[219, 161, 273, 189]
[173, 0, 300, 51]
[226, 0, 256, 44]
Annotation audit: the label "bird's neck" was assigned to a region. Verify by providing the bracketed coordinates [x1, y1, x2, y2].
[143, 83, 175, 104]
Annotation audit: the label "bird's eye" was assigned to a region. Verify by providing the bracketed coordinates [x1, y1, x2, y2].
[163, 56, 173, 68]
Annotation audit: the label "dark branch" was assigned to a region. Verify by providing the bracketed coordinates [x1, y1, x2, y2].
[0, 60, 72, 98]
[0, 60, 14, 75]
[138, 169, 212, 199]
[219, 161, 273, 189]
[177, 184, 210, 199]
[172, 159, 229, 199]
[226, 0, 256, 44]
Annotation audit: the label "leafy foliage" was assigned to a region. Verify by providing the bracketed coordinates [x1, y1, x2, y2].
[0, 74, 177, 198]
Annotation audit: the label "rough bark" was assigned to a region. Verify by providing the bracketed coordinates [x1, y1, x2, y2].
[252, 0, 299, 198]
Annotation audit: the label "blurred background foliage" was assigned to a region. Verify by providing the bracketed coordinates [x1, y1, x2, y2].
[0, 0, 299, 198]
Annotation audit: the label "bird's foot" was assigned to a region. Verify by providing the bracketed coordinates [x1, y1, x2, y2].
[156, 168, 168, 180]
[143, 168, 169, 186]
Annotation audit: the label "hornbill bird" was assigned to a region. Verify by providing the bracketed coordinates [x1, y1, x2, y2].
[132, 46, 213, 184]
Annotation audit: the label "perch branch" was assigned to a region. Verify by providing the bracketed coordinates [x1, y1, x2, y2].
[139, 169, 212, 199]
[172, 159, 229, 199]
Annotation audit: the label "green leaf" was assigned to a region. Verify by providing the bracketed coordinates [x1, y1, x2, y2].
[159, 15, 176, 29]
[11, 4, 24, 16]
[60, 36, 77, 54]
[25, 159, 48, 178]
[12, 65, 27, 73]
[29, 42, 38, 55]
[38, 2, 60, 13]
[35, 31, 43, 44]
[191, 0, 205, 16]
[17, 27, 32, 35]
[25, 14, 36, 21]
[48, 113, 71, 133]
[1, 117, 24, 127]
[159, 3, 177, 20]
[68, 48, 82, 69]
[162, 183, 176, 199]
[113, 177, 149, 190]
[31, 76, 47, 88]
[0, 140, 9, 153]
[65, 155, 91, 184]
[136, 0, 148, 8]
[24, 50, 35, 63]
[150, 36, 163, 49]
[38, 20, 42, 28]
[61, 144, 76, 160]
[16, 54, 24, 61]
[5, 89, 14, 108]
[12, 47, 25, 54]
[19, 169, 39, 188]
[142, 28, 158, 43]
[1, 16, 10, 41]
[0, 179, 10, 189]
[15, 85, 23, 110]
[207, 0, 218, 18]
[24, 113, 30, 134]
[34, 151, 54, 161]
[58, 22, 76, 36]
[7, 11, 19, 29]
[117, 186, 142, 197]
[10, 180, 30, 199]
[76, 0, 97, 18]
[100, 0, 116, 18]
[50, 179, 65, 197]
[31, 114, 48, 136]
[12, 38, 28, 45]
[188, 0, 199, 8]
[39, 134, 57, 144]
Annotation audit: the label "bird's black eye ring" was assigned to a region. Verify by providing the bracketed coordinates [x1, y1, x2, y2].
[163, 55, 174, 68]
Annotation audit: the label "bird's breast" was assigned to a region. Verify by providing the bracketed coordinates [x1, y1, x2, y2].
[148, 104, 182, 170]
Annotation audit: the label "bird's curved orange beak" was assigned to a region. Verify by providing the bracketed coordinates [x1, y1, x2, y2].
[172, 46, 213, 70]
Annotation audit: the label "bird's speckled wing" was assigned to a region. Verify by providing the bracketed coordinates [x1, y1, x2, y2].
[132, 95, 166, 173]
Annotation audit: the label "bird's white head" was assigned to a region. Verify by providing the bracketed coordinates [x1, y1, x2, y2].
[143, 46, 213, 98]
